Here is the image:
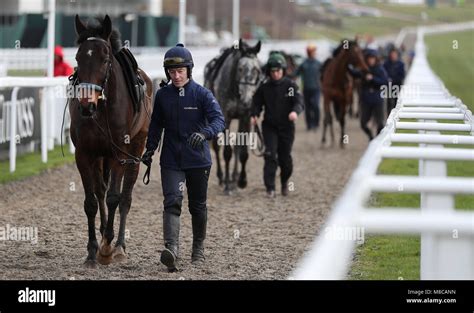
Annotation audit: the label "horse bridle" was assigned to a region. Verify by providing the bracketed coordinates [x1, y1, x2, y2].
[76, 37, 113, 102]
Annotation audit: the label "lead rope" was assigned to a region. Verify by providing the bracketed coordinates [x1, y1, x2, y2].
[251, 122, 265, 157]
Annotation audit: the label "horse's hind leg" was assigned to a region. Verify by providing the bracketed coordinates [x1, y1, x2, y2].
[76, 152, 99, 268]
[98, 159, 125, 265]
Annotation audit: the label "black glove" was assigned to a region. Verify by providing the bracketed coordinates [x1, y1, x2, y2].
[141, 149, 154, 167]
[188, 132, 206, 149]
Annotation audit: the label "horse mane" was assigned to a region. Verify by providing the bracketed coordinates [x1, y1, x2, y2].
[76, 16, 122, 54]
[332, 39, 358, 57]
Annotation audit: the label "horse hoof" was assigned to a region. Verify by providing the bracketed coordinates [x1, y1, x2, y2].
[83, 259, 98, 269]
[112, 246, 128, 263]
[99, 238, 113, 257]
[96, 252, 113, 265]
[223, 189, 233, 196]
[238, 179, 247, 189]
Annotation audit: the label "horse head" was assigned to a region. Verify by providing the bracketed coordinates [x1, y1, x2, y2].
[74, 15, 121, 117]
[345, 40, 369, 73]
[235, 40, 263, 106]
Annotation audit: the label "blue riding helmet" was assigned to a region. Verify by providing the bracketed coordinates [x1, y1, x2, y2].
[163, 43, 194, 79]
[364, 48, 378, 58]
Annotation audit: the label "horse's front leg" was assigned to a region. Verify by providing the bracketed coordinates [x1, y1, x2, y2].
[223, 143, 233, 195]
[76, 151, 99, 269]
[237, 116, 249, 189]
[98, 159, 125, 265]
[231, 146, 239, 184]
[321, 93, 331, 147]
[337, 98, 347, 149]
[212, 138, 223, 185]
[112, 160, 140, 263]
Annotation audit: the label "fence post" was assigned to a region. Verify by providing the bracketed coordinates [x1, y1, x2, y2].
[9, 87, 20, 173]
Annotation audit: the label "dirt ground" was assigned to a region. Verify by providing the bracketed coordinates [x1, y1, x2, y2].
[0, 114, 369, 280]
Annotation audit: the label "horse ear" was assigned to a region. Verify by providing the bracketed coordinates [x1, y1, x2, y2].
[253, 40, 261, 54]
[238, 38, 243, 51]
[75, 15, 86, 35]
[102, 15, 112, 39]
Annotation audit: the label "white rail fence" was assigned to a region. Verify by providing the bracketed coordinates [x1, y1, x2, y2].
[292, 27, 474, 280]
[0, 77, 71, 172]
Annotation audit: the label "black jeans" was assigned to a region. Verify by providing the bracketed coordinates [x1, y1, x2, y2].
[303, 88, 320, 130]
[161, 166, 210, 218]
[262, 121, 295, 191]
[360, 102, 385, 140]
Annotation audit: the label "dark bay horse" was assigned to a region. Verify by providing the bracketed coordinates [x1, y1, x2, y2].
[321, 40, 368, 148]
[70, 15, 153, 268]
[204, 39, 263, 194]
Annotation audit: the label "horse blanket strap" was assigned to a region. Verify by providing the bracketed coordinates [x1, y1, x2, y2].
[115, 47, 144, 114]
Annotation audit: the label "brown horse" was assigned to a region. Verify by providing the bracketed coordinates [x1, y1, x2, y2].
[70, 15, 152, 268]
[321, 40, 368, 148]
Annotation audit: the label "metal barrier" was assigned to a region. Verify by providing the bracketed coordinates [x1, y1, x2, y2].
[292, 27, 474, 280]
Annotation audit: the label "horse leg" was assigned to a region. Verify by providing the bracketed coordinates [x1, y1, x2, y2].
[98, 159, 125, 265]
[231, 145, 239, 184]
[237, 116, 249, 189]
[112, 160, 140, 263]
[93, 157, 108, 238]
[223, 143, 233, 195]
[212, 138, 223, 186]
[76, 152, 99, 269]
[337, 99, 347, 149]
[321, 94, 330, 147]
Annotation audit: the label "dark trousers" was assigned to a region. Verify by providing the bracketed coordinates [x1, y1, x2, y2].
[262, 122, 295, 191]
[386, 96, 398, 118]
[161, 167, 210, 218]
[303, 88, 320, 130]
[360, 102, 385, 140]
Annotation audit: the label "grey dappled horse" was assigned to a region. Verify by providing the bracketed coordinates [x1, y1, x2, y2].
[204, 39, 263, 194]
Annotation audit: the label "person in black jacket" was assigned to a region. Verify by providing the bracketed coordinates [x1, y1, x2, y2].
[351, 49, 389, 140]
[142, 44, 225, 272]
[251, 52, 304, 198]
[383, 47, 405, 117]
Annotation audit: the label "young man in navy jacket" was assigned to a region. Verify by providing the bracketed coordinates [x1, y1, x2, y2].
[142, 44, 225, 271]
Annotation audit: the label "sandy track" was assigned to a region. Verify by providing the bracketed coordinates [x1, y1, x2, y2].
[0, 116, 368, 280]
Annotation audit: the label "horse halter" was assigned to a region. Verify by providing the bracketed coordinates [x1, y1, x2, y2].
[76, 37, 113, 102]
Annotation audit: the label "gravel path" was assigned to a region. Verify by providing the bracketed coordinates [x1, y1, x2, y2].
[0, 116, 368, 280]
